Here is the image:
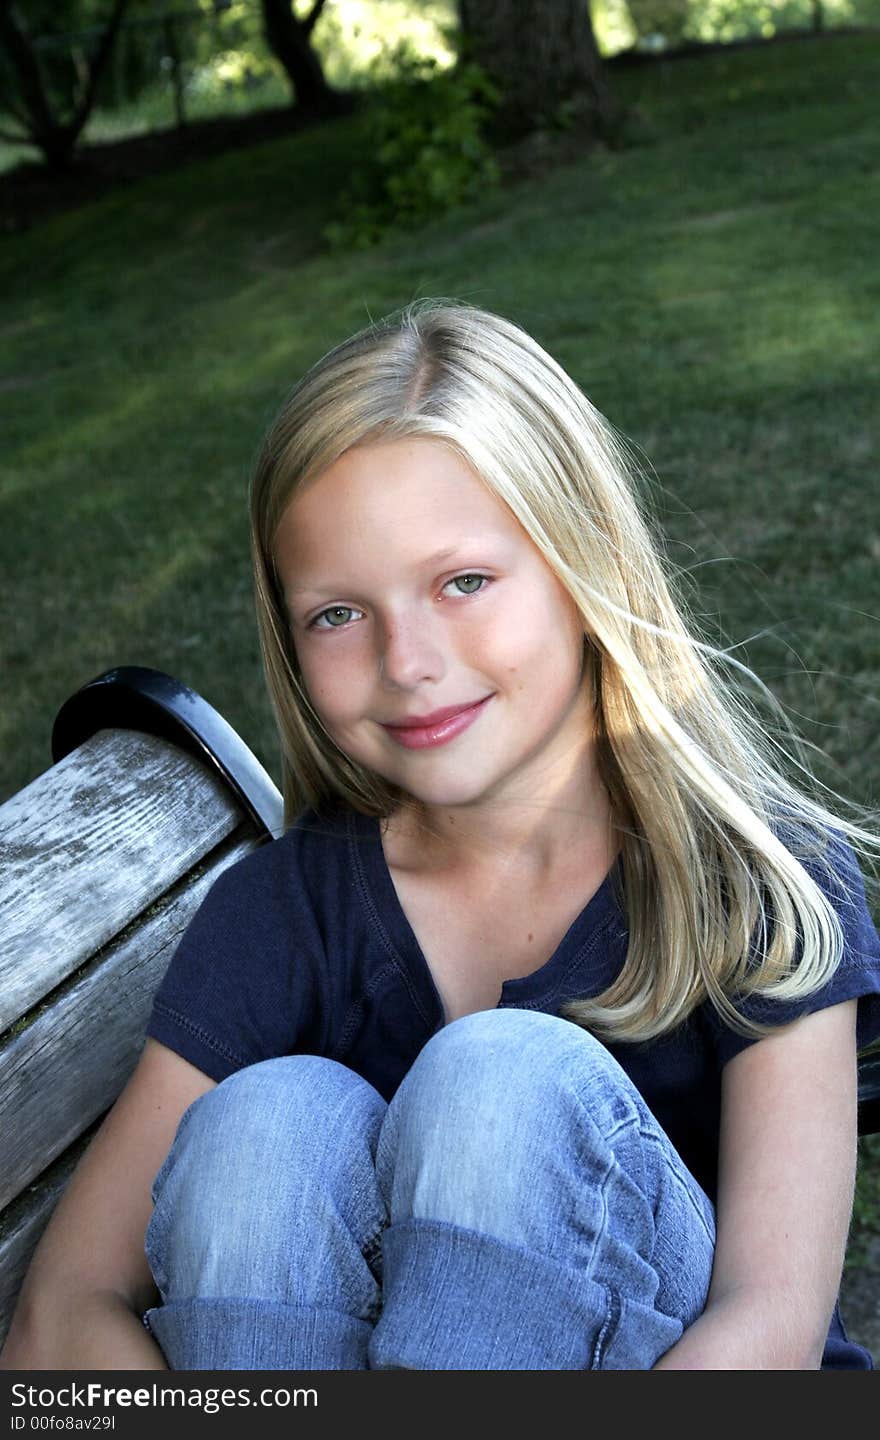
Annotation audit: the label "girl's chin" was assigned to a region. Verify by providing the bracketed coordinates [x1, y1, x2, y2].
[388, 774, 498, 810]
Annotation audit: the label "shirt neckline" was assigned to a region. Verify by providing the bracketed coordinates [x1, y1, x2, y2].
[347, 806, 624, 1018]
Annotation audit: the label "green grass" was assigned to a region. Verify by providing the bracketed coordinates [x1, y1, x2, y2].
[1, 32, 878, 1315]
[849, 1134, 880, 1268]
[2, 35, 878, 811]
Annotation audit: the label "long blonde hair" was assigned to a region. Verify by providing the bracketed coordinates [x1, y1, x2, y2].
[249, 298, 877, 1046]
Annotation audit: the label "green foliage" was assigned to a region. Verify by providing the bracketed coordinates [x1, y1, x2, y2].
[626, 0, 691, 43]
[1, 1, 115, 125]
[0, 0, 200, 125]
[308, 0, 458, 90]
[323, 42, 501, 251]
[619, 0, 880, 48]
[185, 0, 277, 99]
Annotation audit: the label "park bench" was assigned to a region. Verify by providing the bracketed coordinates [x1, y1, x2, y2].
[0, 666, 878, 1348]
[0, 667, 283, 1345]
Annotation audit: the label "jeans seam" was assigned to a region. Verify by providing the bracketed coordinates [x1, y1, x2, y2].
[640, 1130, 716, 1251]
[591, 1283, 618, 1369]
[362, 1216, 389, 1287]
[361, 1225, 386, 1325]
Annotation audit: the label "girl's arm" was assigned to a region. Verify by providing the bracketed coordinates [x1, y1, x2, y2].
[0, 1038, 217, 1370]
[653, 998, 859, 1370]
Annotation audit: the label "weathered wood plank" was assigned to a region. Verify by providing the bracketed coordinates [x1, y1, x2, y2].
[0, 729, 242, 1030]
[0, 829, 259, 1213]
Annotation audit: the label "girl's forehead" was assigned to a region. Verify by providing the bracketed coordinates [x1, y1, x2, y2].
[278, 438, 523, 546]
[271, 440, 554, 601]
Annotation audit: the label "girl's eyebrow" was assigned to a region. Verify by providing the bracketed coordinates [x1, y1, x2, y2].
[285, 542, 490, 597]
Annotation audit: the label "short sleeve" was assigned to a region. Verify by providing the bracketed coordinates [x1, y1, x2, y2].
[145, 833, 328, 1082]
[704, 832, 880, 1069]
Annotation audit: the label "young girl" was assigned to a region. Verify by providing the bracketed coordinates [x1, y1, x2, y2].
[3, 300, 880, 1370]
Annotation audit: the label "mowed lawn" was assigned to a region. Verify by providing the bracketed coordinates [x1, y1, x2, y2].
[1, 32, 878, 1335]
[2, 37, 878, 805]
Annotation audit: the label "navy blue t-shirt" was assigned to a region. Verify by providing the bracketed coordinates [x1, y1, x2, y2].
[147, 802, 880, 1369]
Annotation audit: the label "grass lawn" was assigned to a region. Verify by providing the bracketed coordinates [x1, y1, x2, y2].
[1, 32, 878, 1346]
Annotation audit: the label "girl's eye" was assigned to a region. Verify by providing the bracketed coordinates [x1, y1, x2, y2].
[446, 573, 488, 596]
[310, 605, 360, 630]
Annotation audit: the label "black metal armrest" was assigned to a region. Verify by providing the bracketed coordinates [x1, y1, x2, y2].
[52, 666, 283, 841]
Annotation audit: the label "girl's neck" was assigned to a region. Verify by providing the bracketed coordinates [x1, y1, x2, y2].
[384, 757, 617, 886]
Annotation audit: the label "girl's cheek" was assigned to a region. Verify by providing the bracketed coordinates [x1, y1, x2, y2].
[301, 650, 363, 711]
[291, 642, 325, 698]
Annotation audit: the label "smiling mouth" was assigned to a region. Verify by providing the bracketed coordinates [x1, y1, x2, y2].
[381, 695, 493, 749]
[385, 698, 491, 729]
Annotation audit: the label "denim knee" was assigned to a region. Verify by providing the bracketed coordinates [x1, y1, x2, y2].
[376, 1008, 702, 1256]
[145, 1054, 388, 1305]
[368, 1009, 715, 1370]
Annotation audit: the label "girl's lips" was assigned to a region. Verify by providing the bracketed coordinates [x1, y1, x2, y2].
[382, 695, 493, 749]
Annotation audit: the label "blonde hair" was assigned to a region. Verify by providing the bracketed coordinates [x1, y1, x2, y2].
[249, 299, 877, 1046]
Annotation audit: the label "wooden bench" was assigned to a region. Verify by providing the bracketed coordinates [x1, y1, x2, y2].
[0, 667, 282, 1344]
[0, 667, 878, 1348]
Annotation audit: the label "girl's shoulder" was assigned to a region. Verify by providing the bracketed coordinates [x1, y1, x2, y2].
[145, 801, 369, 1082]
[204, 800, 360, 903]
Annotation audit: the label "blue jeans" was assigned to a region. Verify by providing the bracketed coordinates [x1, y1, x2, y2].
[143, 1009, 716, 1369]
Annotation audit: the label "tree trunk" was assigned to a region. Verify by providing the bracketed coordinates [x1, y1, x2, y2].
[0, 0, 129, 171]
[260, 0, 348, 116]
[458, 0, 615, 141]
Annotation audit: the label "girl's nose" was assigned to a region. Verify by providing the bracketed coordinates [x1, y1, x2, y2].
[377, 611, 446, 690]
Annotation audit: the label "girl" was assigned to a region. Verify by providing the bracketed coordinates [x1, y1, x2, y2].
[3, 300, 880, 1370]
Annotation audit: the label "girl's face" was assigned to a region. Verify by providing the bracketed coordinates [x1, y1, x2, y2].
[273, 437, 594, 816]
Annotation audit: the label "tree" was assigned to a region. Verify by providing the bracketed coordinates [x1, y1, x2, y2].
[259, 0, 349, 115]
[456, 0, 615, 141]
[0, 0, 129, 170]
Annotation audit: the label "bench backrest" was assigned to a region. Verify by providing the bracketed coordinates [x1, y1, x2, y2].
[0, 669, 282, 1344]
